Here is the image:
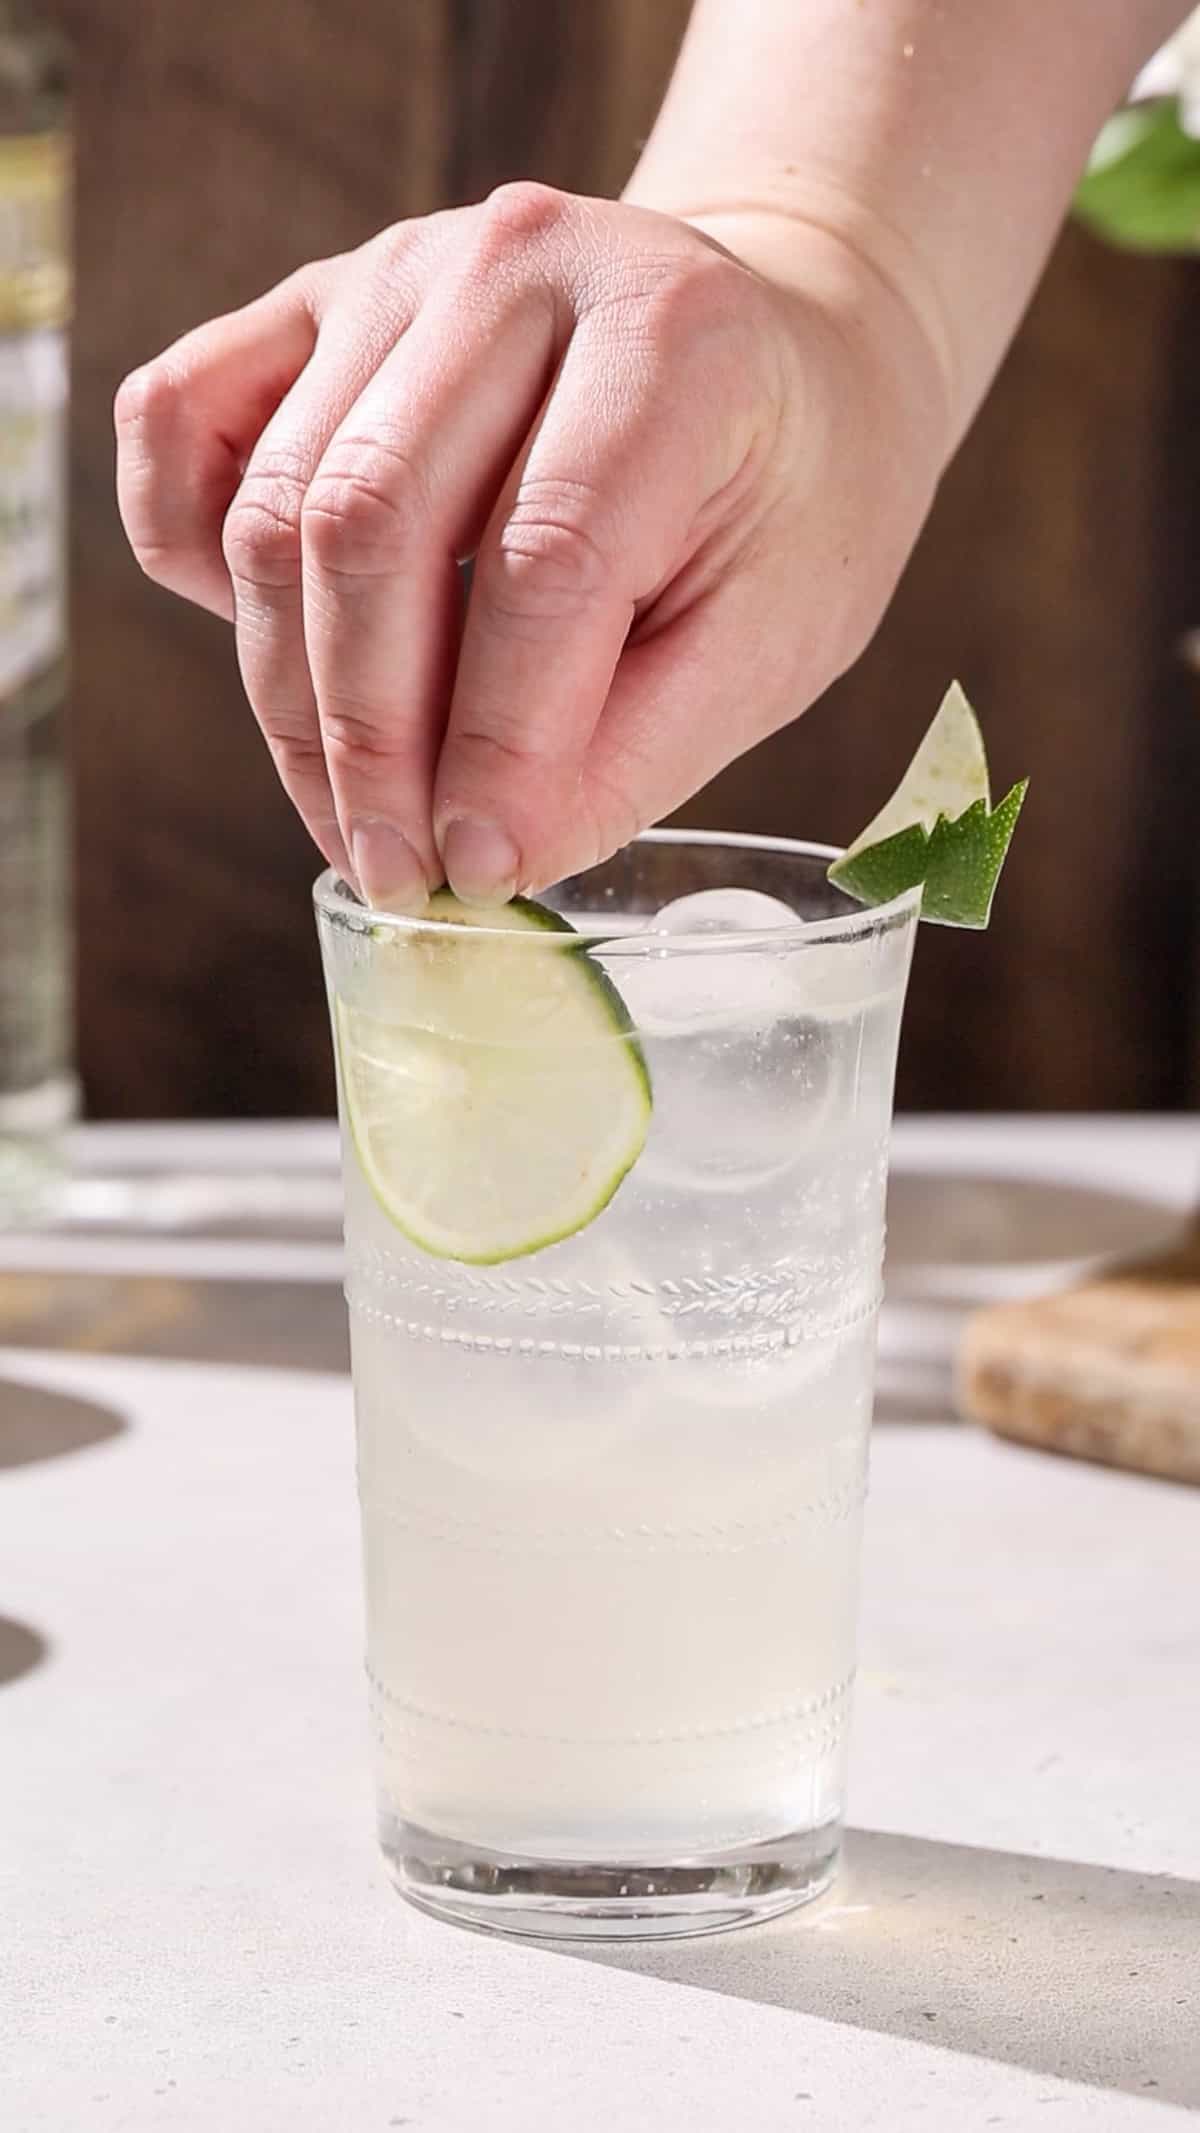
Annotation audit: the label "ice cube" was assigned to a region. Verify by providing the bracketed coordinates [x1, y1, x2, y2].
[612, 888, 799, 1037]
[653, 887, 801, 936]
[602, 892, 837, 1192]
[634, 1008, 840, 1195]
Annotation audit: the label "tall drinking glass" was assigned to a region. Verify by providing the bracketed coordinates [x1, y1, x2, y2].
[316, 833, 918, 1941]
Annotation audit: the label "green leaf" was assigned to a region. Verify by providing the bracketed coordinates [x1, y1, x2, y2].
[1074, 100, 1200, 253]
[831, 781, 1028, 930]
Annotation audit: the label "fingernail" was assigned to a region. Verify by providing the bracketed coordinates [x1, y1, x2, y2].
[350, 820, 428, 911]
[441, 816, 520, 905]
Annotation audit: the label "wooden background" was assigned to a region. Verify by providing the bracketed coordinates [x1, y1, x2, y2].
[51, 0, 1200, 1117]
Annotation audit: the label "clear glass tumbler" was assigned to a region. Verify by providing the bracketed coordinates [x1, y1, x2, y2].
[316, 833, 918, 1941]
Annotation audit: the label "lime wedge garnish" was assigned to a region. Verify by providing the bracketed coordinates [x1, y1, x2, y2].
[335, 892, 650, 1264]
[828, 681, 1027, 928]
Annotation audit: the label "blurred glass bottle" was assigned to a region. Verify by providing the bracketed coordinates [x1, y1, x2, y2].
[0, 1, 72, 1218]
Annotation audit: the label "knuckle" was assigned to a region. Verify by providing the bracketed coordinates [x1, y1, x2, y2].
[113, 360, 178, 436]
[449, 713, 549, 775]
[268, 722, 327, 783]
[223, 498, 301, 587]
[640, 250, 746, 351]
[319, 693, 395, 777]
[481, 180, 569, 248]
[302, 440, 425, 576]
[251, 705, 332, 803]
[483, 479, 611, 632]
[355, 220, 427, 318]
[223, 460, 308, 587]
[360, 214, 427, 274]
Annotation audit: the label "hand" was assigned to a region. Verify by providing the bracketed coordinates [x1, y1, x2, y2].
[115, 184, 949, 906]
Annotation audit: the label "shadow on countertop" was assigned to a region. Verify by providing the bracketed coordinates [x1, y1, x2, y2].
[0, 1377, 128, 1469]
[575, 1826, 1200, 2108]
[0, 1277, 349, 1374]
[0, 1613, 49, 1687]
[885, 1171, 1190, 1301]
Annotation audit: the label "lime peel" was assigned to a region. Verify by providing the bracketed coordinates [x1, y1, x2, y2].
[828, 681, 1027, 929]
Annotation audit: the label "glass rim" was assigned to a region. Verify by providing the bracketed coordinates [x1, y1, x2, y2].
[312, 829, 921, 955]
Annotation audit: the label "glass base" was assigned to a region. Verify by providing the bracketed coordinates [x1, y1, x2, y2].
[384, 1816, 840, 1942]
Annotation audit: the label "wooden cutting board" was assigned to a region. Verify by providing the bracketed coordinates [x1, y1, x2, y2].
[958, 1222, 1200, 1485]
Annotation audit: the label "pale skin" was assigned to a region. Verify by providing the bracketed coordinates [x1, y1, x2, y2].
[115, 0, 1187, 909]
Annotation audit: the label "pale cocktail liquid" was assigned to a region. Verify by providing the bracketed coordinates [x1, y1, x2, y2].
[336, 877, 911, 1913]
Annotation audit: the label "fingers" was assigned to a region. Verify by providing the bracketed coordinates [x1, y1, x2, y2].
[220, 319, 421, 883]
[116, 190, 801, 909]
[433, 276, 753, 901]
[298, 255, 562, 906]
[219, 225, 453, 880]
[115, 266, 328, 620]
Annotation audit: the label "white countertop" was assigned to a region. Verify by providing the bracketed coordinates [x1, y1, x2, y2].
[3, 1118, 1199, 2131]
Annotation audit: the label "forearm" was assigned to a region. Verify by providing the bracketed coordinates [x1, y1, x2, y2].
[627, 0, 1187, 447]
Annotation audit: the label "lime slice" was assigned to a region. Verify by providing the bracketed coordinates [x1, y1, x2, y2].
[335, 892, 651, 1264]
[828, 680, 1027, 929]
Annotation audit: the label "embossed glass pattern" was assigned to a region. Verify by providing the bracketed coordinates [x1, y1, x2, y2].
[316, 833, 918, 1940]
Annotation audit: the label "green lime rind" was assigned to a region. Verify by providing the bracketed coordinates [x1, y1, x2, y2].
[538, 921, 653, 1113]
[431, 890, 652, 1112]
[830, 779, 1028, 930]
[337, 890, 651, 1266]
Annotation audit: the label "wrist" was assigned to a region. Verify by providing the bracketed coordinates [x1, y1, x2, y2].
[625, 184, 956, 469]
[624, 0, 1181, 451]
